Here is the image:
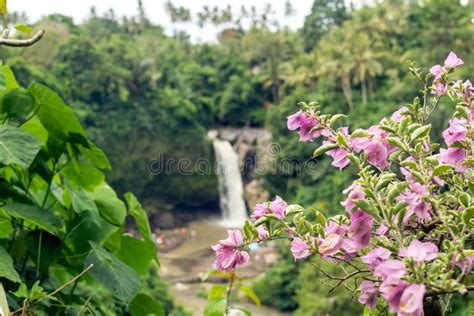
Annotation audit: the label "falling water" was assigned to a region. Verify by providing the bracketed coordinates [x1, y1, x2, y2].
[210, 133, 248, 227]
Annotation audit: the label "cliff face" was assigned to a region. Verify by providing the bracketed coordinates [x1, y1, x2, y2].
[214, 127, 271, 210]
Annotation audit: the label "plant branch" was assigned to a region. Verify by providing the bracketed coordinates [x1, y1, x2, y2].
[13, 264, 94, 315]
[0, 30, 45, 47]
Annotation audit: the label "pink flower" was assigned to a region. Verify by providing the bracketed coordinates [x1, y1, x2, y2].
[252, 196, 288, 221]
[366, 141, 390, 170]
[391, 106, 409, 123]
[348, 210, 373, 250]
[374, 260, 406, 280]
[318, 233, 344, 256]
[358, 280, 378, 308]
[444, 51, 464, 69]
[379, 277, 409, 313]
[457, 80, 473, 105]
[287, 110, 306, 130]
[324, 221, 348, 236]
[440, 147, 466, 172]
[269, 195, 288, 219]
[361, 247, 392, 270]
[397, 182, 431, 221]
[252, 203, 269, 221]
[212, 230, 249, 271]
[341, 183, 366, 213]
[398, 284, 425, 316]
[434, 83, 447, 95]
[429, 64, 444, 80]
[376, 224, 389, 236]
[287, 110, 324, 142]
[442, 118, 467, 145]
[325, 146, 350, 169]
[452, 254, 474, 272]
[257, 225, 269, 241]
[399, 239, 438, 263]
[291, 237, 312, 260]
[323, 127, 351, 169]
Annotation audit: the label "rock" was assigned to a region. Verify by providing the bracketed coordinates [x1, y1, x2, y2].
[244, 179, 269, 210]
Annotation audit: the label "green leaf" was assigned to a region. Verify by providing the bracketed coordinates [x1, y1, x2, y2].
[433, 164, 454, 176]
[204, 297, 226, 316]
[20, 117, 48, 145]
[351, 129, 370, 138]
[208, 284, 226, 300]
[0, 283, 10, 316]
[65, 210, 118, 255]
[70, 188, 98, 213]
[91, 183, 126, 226]
[62, 162, 105, 191]
[387, 182, 409, 202]
[129, 293, 165, 316]
[285, 204, 305, 214]
[0, 125, 41, 168]
[386, 137, 405, 150]
[1, 66, 19, 92]
[12, 283, 28, 298]
[2, 88, 36, 119]
[0, 0, 6, 16]
[84, 242, 141, 303]
[116, 235, 156, 276]
[124, 193, 153, 243]
[14, 24, 33, 34]
[329, 114, 347, 126]
[0, 246, 21, 283]
[29, 281, 46, 301]
[410, 125, 431, 142]
[463, 207, 474, 226]
[2, 203, 61, 235]
[79, 142, 111, 170]
[312, 144, 338, 159]
[336, 131, 349, 147]
[238, 285, 260, 306]
[28, 83, 86, 145]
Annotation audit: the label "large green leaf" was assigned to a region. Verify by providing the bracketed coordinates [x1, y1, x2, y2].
[204, 297, 226, 316]
[0, 283, 10, 316]
[84, 242, 141, 303]
[20, 117, 48, 146]
[91, 183, 126, 226]
[61, 162, 104, 191]
[129, 293, 165, 316]
[70, 188, 98, 213]
[2, 203, 61, 235]
[124, 193, 153, 243]
[116, 236, 156, 276]
[27, 83, 86, 144]
[79, 142, 111, 170]
[2, 88, 35, 119]
[0, 246, 21, 283]
[65, 210, 118, 257]
[0, 125, 41, 168]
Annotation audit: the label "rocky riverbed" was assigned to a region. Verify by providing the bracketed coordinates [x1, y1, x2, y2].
[159, 219, 291, 315]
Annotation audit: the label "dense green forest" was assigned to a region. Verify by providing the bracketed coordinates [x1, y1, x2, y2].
[1, 0, 473, 314]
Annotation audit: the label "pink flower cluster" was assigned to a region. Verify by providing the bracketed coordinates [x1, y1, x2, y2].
[211, 230, 249, 271]
[439, 111, 473, 172]
[358, 239, 438, 315]
[287, 113, 397, 171]
[430, 52, 464, 96]
[287, 110, 325, 142]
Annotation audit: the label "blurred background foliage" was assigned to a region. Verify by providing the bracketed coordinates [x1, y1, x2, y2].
[1, 0, 473, 314]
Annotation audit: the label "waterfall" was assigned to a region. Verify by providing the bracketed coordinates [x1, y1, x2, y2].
[211, 134, 248, 227]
